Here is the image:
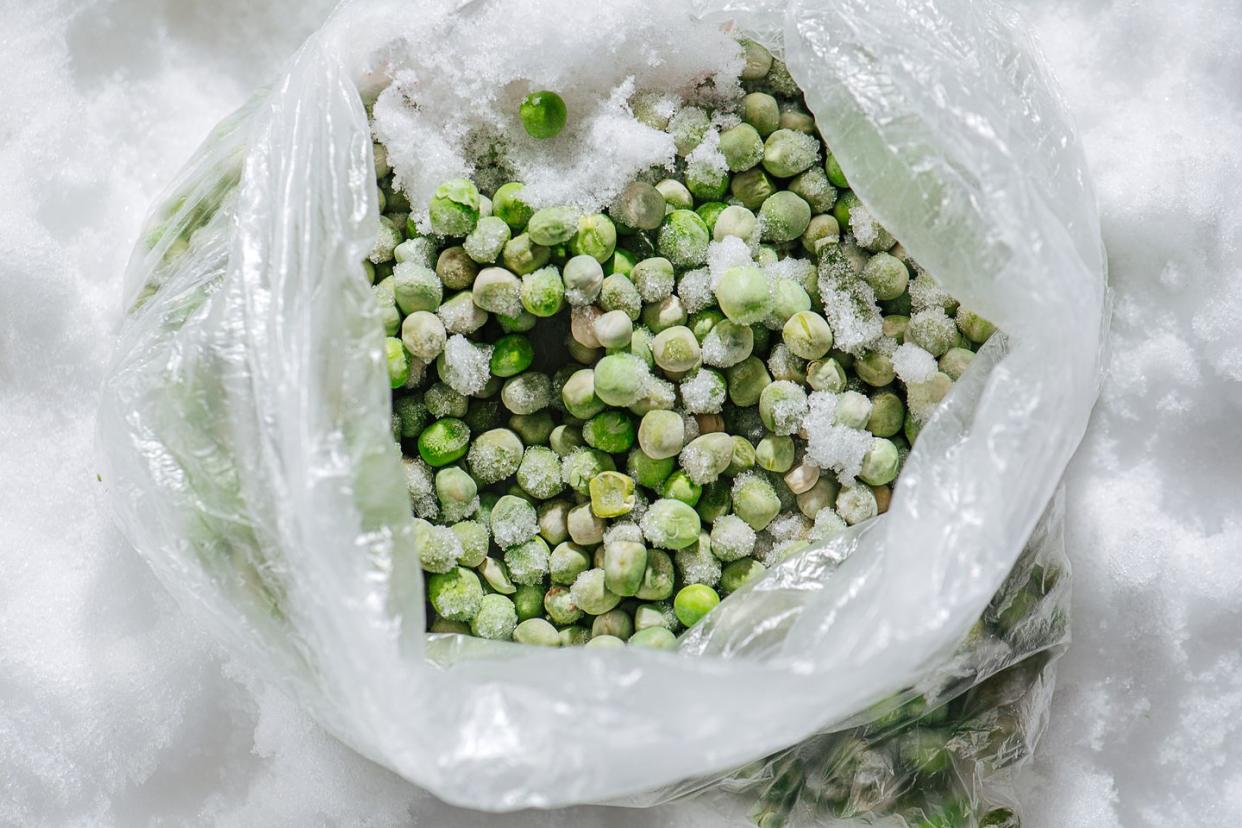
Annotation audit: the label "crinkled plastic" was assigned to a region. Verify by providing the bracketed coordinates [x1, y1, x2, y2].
[98, 0, 1105, 822]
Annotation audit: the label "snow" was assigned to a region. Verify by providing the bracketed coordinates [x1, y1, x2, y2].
[1, 0, 1241, 825]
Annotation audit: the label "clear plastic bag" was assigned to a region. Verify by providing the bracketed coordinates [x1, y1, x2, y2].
[98, 0, 1106, 822]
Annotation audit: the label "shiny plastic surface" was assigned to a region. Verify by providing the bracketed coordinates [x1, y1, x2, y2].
[98, 0, 1105, 820]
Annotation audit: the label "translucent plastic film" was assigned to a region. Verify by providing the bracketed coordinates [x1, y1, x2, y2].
[99, 0, 1104, 820]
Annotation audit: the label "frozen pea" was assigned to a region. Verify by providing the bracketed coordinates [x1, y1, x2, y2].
[472, 266, 522, 316]
[788, 166, 838, 214]
[631, 257, 675, 303]
[685, 157, 729, 202]
[712, 205, 758, 243]
[640, 498, 702, 550]
[779, 108, 816, 133]
[519, 90, 567, 139]
[585, 634, 624, 649]
[956, 308, 997, 344]
[562, 448, 615, 496]
[696, 201, 728, 233]
[513, 617, 560, 646]
[806, 358, 848, 392]
[589, 470, 638, 518]
[867, 391, 906, 437]
[756, 434, 795, 472]
[657, 209, 710, 268]
[490, 494, 537, 549]
[418, 418, 470, 466]
[855, 350, 895, 387]
[510, 411, 555, 445]
[726, 356, 772, 406]
[738, 38, 773, 80]
[732, 473, 781, 530]
[549, 541, 591, 585]
[451, 520, 490, 567]
[561, 368, 606, 419]
[537, 499, 571, 546]
[701, 320, 754, 368]
[489, 334, 534, 377]
[765, 278, 811, 328]
[634, 548, 675, 600]
[906, 371, 953, 424]
[782, 310, 834, 360]
[720, 558, 766, 594]
[471, 593, 518, 640]
[832, 189, 859, 229]
[641, 295, 688, 333]
[759, 381, 809, 435]
[437, 290, 488, 334]
[836, 483, 878, 525]
[714, 266, 771, 325]
[371, 216, 402, 264]
[600, 273, 642, 320]
[593, 353, 648, 407]
[591, 608, 635, 641]
[561, 624, 592, 647]
[467, 428, 523, 484]
[742, 92, 780, 137]
[593, 309, 634, 349]
[426, 567, 483, 622]
[759, 191, 812, 243]
[678, 432, 735, 485]
[549, 424, 585, 456]
[392, 263, 443, 315]
[862, 252, 909, 301]
[516, 446, 564, 499]
[570, 568, 622, 615]
[501, 233, 551, 275]
[668, 106, 711, 156]
[492, 183, 533, 231]
[544, 585, 583, 625]
[719, 123, 765, 172]
[628, 626, 677, 650]
[570, 213, 617, 263]
[727, 435, 757, 476]
[859, 437, 900, 486]
[504, 536, 550, 585]
[603, 538, 648, 597]
[612, 181, 666, 231]
[797, 477, 839, 519]
[501, 372, 552, 415]
[835, 390, 873, 429]
[660, 469, 702, 507]
[730, 168, 776, 210]
[825, 152, 849, 188]
[939, 347, 976, 380]
[656, 178, 694, 210]
[802, 214, 840, 257]
[373, 283, 401, 336]
[385, 337, 411, 389]
[762, 129, 818, 178]
[519, 266, 565, 317]
[428, 178, 480, 237]
[401, 311, 446, 362]
[673, 584, 720, 627]
[651, 326, 701, 373]
[627, 446, 677, 489]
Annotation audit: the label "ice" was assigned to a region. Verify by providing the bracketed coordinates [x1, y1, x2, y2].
[891, 342, 938, 384]
[817, 257, 884, 355]
[679, 369, 726, 414]
[675, 544, 722, 587]
[603, 522, 643, 546]
[767, 512, 810, 543]
[709, 514, 756, 562]
[706, 235, 754, 289]
[676, 268, 715, 314]
[440, 335, 492, 397]
[6, 0, 1242, 823]
[801, 392, 871, 483]
[370, 0, 745, 226]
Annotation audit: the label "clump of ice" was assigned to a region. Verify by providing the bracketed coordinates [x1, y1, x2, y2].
[441, 335, 492, 396]
[675, 544, 721, 586]
[908, 272, 955, 313]
[710, 514, 756, 561]
[677, 268, 715, 313]
[370, 0, 745, 227]
[707, 236, 755, 289]
[802, 391, 873, 482]
[764, 256, 815, 288]
[818, 258, 883, 355]
[403, 458, 439, 519]
[892, 342, 938, 384]
[492, 503, 537, 550]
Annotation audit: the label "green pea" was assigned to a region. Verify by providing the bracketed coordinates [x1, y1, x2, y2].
[673, 584, 720, 627]
[417, 418, 470, 466]
[519, 90, 567, 139]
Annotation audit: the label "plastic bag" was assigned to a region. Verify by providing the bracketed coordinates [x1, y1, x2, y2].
[98, 0, 1106, 822]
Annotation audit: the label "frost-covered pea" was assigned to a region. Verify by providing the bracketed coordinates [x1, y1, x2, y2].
[417, 417, 470, 467]
[720, 558, 766, 594]
[570, 568, 622, 616]
[906, 371, 953, 423]
[468, 593, 516, 640]
[641, 295, 688, 334]
[426, 567, 483, 622]
[806, 357, 847, 392]
[607, 247, 636, 277]
[428, 178, 481, 237]
[955, 308, 997, 344]
[701, 320, 754, 368]
[385, 337, 410, 388]
[471, 266, 522, 316]
[836, 483, 878, 525]
[696, 201, 728, 234]
[520, 266, 564, 317]
[561, 448, 615, 496]
[501, 232, 551, 275]
[732, 473, 781, 531]
[373, 283, 401, 336]
[859, 437, 899, 486]
[727, 435, 757, 475]
[637, 409, 685, 460]
[592, 309, 634, 350]
[570, 213, 617, 263]
[394, 394, 430, 441]
[466, 428, 523, 484]
[600, 273, 643, 320]
[561, 368, 606, 419]
[712, 205, 758, 243]
[491, 182, 533, 231]
[593, 353, 648, 407]
[835, 390, 873, 429]
[673, 584, 719, 627]
[504, 536, 550, 585]
[730, 168, 776, 210]
[371, 216, 402, 264]
[544, 585, 582, 625]
[561, 255, 604, 307]
[400, 311, 446, 362]
[782, 310, 834, 360]
[726, 356, 772, 406]
[908, 308, 958, 357]
[603, 537, 648, 597]
[756, 434, 795, 473]
[679, 368, 727, 416]
[855, 350, 895, 387]
[762, 129, 818, 178]
[788, 166, 838, 214]
[589, 470, 637, 519]
[939, 346, 976, 380]
[651, 326, 701, 373]
[657, 209, 710, 268]
[709, 514, 757, 562]
[490, 494, 538, 549]
[850, 205, 895, 253]
[462, 215, 511, 265]
[450, 520, 490, 568]
[435, 465, 477, 517]
[634, 548, 675, 600]
[719, 123, 765, 172]
[742, 92, 780, 137]
[882, 314, 909, 344]
[519, 90, 567, 139]
[513, 617, 560, 646]
[392, 263, 442, 315]
[639, 498, 702, 550]
[867, 391, 905, 438]
[862, 252, 909, 301]
[425, 382, 468, 419]
[759, 381, 809, 435]
[612, 181, 666, 231]
[515, 446, 564, 500]
[802, 214, 841, 258]
[759, 191, 812, 243]
[797, 477, 839, 519]
[655, 178, 694, 211]
[501, 372, 552, 415]
[549, 541, 591, 585]
[414, 520, 463, 573]
[631, 257, 675, 303]
[679, 432, 735, 485]
[738, 37, 773, 80]
[714, 266, 771, 325]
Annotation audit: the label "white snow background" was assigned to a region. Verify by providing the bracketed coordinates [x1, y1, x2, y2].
[2, 0, 1240, 824]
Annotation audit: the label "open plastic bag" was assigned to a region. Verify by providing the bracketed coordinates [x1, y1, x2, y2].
[99, 0, 1106, 822]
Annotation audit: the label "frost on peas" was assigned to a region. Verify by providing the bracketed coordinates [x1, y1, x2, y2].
[679, 368, 727, 415]
[561, 448, 616, 496]
[859, 437, 900, 486]
[611, 181, 666, 231]
[759, 191, 812, 243]
[836, 483, 878, 525]
[520, 266, 565, 317]
[701, 319, 755, 368]
[427, 567, 483, 622]
[907, 307, 959, 357]
[639, 498, 702, 550]
[675, 534, 722, 587]
[570, 568, 622, 616]
[709, 514, 757, 562]
[501, 233, 551, 276]
[392, 262, 442, 315]
[439, 335, 492, 396]
[504, 536, 551, 585]
[759, 381, 809, 435]
[849, 205, 895, 253]
[657, 209, 711, 269]
[718, 123, 765, 173]
[562, 255, 605, 306]
[762, 129, 819, 179]
[501, 372, 552, 415]
[668, 105, 711, 156]
[714, 266, 771, 325]
[516, 445, 564, 500]
[544, 585, 583, 625]
[471, 594, 518, 641]
[370, 216, 402, 265]
[428, 178, 481, 238]
[678, 432, 735, 485]
[416, 522, 464, 573]
[731, 472, 782, 531]
[788, 166, 838, 214]
[463, 215, 511, 264]
[466, 428, 523, 485]
[436, 246, 479, 289]
[631, 257, 675, 303]
[451, 520, 490, 568]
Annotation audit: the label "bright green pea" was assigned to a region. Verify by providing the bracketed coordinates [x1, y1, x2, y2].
[417, 418, 470, 466]
[385, 337, 410, 388]
[490, 334, 534, 377]
[570, 213, 617, 263]
[673, 584, 720, 627]
[428, 178, 480, 237]
[583, 410, 636, 454]
[520, 266, 565, 317]
[660, 469, 702, 506]
[519, 90, 567, 139]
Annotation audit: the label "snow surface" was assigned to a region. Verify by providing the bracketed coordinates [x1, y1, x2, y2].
[1, 0, 1240, 824]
